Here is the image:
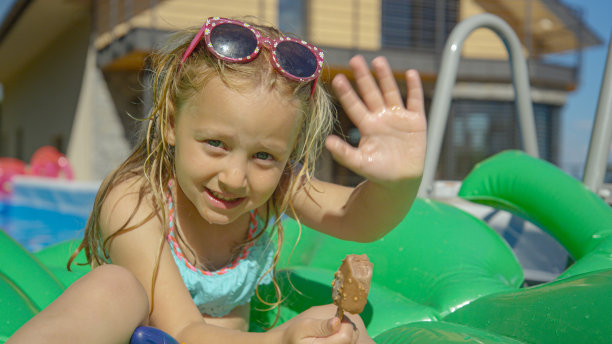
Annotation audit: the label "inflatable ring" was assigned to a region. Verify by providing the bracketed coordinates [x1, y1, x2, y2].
[2, 150, 612, 343]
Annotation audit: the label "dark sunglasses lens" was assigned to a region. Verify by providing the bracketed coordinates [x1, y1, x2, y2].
[276, 41, 317, 78]
[210, 24, 258, 59]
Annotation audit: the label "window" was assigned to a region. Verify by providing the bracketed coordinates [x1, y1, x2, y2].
[381, 0, 412, 48]
[382, 0, 458, 50]
[278, 0, 306, 38]
[533, 103, 560, 162]
[439, 100, 560, 180]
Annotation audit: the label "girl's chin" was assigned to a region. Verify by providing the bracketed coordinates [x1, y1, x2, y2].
[202, 212, 234, 225]
[200, 207, 248, 226]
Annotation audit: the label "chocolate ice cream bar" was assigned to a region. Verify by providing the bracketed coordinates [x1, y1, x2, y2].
[331, 254, 373, 320]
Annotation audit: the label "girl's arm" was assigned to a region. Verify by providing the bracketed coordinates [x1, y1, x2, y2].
[100, 179, 356, 343]
[292, 55, 426, 242]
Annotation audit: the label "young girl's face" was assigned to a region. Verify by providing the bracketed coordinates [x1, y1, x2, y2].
[168, 76, 302, 225]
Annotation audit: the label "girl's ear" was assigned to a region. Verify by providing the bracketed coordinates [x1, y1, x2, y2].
[166, 115, 176, 146]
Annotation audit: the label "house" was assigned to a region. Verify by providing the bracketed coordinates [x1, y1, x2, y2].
[0, 0, 601, 182]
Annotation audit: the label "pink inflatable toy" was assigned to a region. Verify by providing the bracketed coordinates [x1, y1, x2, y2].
[0, 158, 27, 197]
[29, 146, 74, 180]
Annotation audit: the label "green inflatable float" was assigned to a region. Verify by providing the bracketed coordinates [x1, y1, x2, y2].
[1, 150, 612, 343]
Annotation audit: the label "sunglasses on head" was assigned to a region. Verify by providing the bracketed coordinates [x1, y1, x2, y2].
[182, 17, 324, 97]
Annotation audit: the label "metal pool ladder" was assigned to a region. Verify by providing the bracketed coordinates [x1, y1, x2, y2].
[418, 14, 539, 197]
[583, 28, 612, 201]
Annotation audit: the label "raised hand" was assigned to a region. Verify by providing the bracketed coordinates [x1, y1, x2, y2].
[326, 55, 426, 186]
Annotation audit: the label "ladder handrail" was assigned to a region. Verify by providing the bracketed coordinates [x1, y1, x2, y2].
[418, 14, 539, 197]
[583, 28, 612, 195]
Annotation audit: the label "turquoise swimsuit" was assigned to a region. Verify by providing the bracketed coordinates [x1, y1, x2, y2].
[166, 189, 275, 317]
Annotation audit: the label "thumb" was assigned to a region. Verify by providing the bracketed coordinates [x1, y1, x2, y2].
[311, 317, 340, 338]
[325, 135, 361, 171]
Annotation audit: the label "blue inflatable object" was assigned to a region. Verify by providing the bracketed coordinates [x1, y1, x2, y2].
[130, 326, 179, 344]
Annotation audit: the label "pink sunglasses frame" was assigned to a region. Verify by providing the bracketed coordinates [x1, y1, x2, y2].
[181, 17, 324, 96]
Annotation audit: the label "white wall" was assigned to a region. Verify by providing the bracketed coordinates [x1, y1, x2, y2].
[2, 17, 89, 161]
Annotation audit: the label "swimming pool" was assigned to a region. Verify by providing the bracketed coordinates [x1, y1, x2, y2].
[0, 177, 99, 252]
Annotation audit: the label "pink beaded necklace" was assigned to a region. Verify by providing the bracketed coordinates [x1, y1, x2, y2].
[166, 181, 258, 276]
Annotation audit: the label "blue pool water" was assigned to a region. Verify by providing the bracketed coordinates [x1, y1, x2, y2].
[0, 177, 99, 252]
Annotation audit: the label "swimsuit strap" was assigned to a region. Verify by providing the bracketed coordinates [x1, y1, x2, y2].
[166, 180, 258, 276]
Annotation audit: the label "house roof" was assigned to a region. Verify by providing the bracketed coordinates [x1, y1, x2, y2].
[475, 0, 601, 55]
[0, 0, 89, 82]
[0, 0, 603, 83]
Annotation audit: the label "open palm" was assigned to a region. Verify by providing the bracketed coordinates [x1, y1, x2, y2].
[326, 55, 427, 185]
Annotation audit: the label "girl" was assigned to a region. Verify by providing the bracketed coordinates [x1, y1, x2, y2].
[8, 16, 426, 344]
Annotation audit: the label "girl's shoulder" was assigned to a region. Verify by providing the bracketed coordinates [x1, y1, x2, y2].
[101, 173, 149, 210]
[98, 174, 163, 240]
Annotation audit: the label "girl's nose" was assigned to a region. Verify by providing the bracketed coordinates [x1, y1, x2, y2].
[218, 155, 247, 192]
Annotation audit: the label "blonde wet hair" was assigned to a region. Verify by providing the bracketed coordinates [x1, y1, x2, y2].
[70, 17, 336, 322]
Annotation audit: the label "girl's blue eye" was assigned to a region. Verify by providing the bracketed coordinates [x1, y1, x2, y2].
[206, 140, 223, 148]
[254, 152, 273, 160]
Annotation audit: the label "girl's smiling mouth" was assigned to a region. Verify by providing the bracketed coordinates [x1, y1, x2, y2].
[205, 187, 245, 209]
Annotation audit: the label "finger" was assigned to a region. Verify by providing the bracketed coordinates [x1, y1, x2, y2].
[335, 322, 360, 344]
[310, 317, 339, 338]
[405, 69, 425, 115]
[350, 55, 384, 112]
[371, 56, 403, 108]
[332, 74, 368, 126]
[339, 317, 359, 344]
[340, 315, 358, 332]
[325, 135, 362, 172]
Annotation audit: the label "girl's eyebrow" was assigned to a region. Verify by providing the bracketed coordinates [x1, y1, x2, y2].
[259, 140, 290, 155]
[192, 127, 234, 139]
